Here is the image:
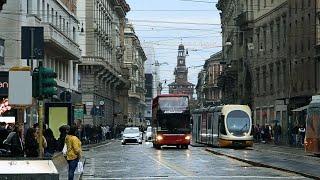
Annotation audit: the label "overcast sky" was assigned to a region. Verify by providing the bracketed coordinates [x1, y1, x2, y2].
[125, 0, 222, 94]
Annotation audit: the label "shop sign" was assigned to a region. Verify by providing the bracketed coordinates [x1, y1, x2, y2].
[0, 71, 8, 96]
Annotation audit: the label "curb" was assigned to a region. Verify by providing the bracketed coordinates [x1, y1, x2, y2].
[205, 148, 319, 180]
[82, 140, 112, 150]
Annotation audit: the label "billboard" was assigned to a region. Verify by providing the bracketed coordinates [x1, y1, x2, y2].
[45, 103, 72, 139]
[9, 68, 32, 106]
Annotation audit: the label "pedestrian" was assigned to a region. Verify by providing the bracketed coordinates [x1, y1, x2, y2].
[44, 128, 57, 157]
[35, 125, 47, 156]
[0, 122, 8, 150]
[8, 123, 24, 157]
[65, 125, 82, 180]
[298, 124, 306, 146]
[273, 123, 281, 145]
[292, 124, 299, 146]
[57, 125, 70, 151]
[25, 127, 39, 157]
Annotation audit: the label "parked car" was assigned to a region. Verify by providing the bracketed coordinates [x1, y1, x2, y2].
[122, 127, 142, 145]
[145, 126, 152, 142]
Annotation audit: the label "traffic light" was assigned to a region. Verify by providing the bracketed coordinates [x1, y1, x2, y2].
[32, 67, 57, 98]
[39, 67, 57, 97]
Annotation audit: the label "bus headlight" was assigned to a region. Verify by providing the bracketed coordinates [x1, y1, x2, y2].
[156, 135, 163, 141]
[185, 135, 191, 140]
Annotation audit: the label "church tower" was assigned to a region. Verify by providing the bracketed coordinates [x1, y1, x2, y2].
[168, 44, 195, 100]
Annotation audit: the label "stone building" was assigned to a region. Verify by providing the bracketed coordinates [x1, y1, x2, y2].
[216, 0, 240, 104]
[196, 52, 223, 107]
[0, 0, 81, 125]
[124, 22, 147, 127]
[77, 0, 130, 126]
[168, 44, 194, 100]
[218, 0, 320, 143]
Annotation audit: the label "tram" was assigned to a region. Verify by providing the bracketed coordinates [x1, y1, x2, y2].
[305, 96, 320, 155]
[192, 105, 253, 147]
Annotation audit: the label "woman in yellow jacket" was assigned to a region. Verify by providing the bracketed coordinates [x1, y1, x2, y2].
[65, 125, 82, 180]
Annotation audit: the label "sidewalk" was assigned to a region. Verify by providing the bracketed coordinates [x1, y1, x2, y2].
[57, 139, 112, 180]
[206, 143, 320, 179]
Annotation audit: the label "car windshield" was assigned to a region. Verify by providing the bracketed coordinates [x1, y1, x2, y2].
[226, 110, 251, 136]
[124, 128, 139, 134]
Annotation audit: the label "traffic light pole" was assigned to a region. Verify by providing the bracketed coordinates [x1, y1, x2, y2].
[38, 61, 44, 158]
[38, 100, 44, 158]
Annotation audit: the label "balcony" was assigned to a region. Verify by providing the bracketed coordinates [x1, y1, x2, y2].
[81, 56, 105, 66]
[235, 11, 254, 28]
[42, 23, 81, 60]
[129, 91, 141, 99]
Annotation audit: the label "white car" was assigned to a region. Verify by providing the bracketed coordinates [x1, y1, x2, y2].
[122, 127, 142, 145]
[145, 126, 152, 141]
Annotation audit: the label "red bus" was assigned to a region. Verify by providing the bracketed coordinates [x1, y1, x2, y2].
[152, 94, 191, 149]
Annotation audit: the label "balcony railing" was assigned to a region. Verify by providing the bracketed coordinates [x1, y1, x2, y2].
[81, 56, 105, 66]
[43, 23, 81, 60]
[235, 11, 253, 27]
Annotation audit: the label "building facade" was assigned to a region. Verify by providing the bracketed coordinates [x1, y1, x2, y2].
[216, 0, 239, 104]
[77, 0, 130, 126]
[0, 0, 81, 125]
[196, 52, 223, 107]
[217, 0, 320, 144]
[168, 44, 194, 100]
[124, 22, 147, 127]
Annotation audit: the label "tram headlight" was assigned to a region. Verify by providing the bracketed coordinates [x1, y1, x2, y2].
[156, 135, 163, 141]
[185, 135, 191, 140]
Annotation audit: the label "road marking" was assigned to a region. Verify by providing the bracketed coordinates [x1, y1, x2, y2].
[141, 149, 194, 176]
[82, 175, 307, 179]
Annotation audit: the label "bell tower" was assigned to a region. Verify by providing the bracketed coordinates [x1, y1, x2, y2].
[174, 44, 188, 83]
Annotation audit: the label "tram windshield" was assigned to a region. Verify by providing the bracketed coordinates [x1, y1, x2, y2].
[226, 110, 251, 136]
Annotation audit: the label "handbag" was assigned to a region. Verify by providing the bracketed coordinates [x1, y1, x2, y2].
[62, 143, 67, 156]
[77, 161, 84, 173]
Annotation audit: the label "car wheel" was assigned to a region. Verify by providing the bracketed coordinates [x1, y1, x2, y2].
[139, 142, 142, 144]
[122, 142, 126, 145]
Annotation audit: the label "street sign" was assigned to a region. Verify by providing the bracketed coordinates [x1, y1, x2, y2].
[21, 27, 44, 59]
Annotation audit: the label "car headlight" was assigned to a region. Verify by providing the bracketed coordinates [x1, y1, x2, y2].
[156, 135, 163, 141]
[185, 135, 191, 140]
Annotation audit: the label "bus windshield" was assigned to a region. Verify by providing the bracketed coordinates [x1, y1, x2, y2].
[158, 113, 190, 133]
[226, 110, 251, 136]
[159, 97, 188, 113]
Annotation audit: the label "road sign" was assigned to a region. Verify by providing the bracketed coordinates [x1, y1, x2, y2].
[21, 27, 44, 59]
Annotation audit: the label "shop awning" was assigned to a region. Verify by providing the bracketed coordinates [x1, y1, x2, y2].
[292, 105, 309, 112]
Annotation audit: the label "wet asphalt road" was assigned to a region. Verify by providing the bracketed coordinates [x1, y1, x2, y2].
[82, 140, 309, 180]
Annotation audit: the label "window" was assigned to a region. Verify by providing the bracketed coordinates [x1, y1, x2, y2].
[276, 63, 280, 91]
[258, 0, 260, 11]
[56, 12, 58, 26]
[51, 8, 54, 24]
[263, 27, 267, 53]
[256, 69, 260, 95]
[283, 17, 287, 47]
[47, 4, 49, 22]
[59, 15, 62, 29]
[301, 40, 304, 53]
[270, 22, 274, 51]
[264, 0, 266, 7]
[73, 27, 76, 41]
[263, 66, 267, 93]
[269, 64, 274, 94]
